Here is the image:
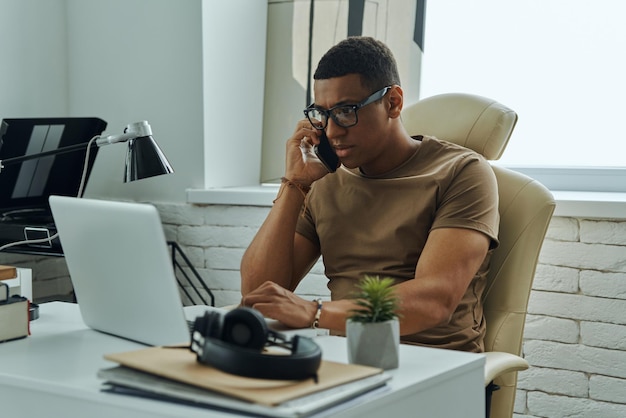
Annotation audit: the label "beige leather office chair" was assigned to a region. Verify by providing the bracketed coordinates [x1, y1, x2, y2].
[402, 93, 556, 418]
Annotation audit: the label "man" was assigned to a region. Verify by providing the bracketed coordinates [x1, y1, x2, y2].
[240, 37, 498, 352]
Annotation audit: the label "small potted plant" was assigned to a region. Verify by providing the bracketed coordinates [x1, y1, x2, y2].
[346, 275, 400, 370]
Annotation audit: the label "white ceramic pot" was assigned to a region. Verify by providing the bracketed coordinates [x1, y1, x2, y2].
[346, 318, 400, 370]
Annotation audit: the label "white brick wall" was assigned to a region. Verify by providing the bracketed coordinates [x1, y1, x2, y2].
[3, 203, 626, 417]
[515, 216, 626, 418]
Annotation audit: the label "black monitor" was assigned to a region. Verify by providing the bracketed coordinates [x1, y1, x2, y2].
[0, 117, 107, 219]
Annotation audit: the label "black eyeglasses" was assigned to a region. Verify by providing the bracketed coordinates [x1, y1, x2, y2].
[304, 86, 391, 130]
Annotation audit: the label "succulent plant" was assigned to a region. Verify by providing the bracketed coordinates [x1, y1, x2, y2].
[348, 275, 400, 323]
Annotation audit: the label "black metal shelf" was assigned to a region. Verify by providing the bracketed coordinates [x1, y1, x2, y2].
[167, 241, 215, 307]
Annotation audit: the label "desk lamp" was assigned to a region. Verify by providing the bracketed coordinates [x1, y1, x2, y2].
[0, 120, 173, 252]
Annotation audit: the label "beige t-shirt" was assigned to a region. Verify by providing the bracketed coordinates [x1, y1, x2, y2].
[296, 136, 499, 352]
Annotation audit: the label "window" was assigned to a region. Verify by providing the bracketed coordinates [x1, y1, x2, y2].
[192, 0, 626, 209]
[421, 0, 626, 192]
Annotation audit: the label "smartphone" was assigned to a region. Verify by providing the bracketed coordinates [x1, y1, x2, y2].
[313, 131, 339, 173]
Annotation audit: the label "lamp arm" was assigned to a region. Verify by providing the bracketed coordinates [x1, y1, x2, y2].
[0, 141, 95, 172]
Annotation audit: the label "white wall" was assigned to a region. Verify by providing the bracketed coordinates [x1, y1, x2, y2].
[1, 0, 206, 203]
[66, 0, 205, 202]
[200, 0, 267, 189]
[0, 0, 69, 117]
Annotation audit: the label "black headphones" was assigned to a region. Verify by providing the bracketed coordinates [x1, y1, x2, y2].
[190, 307, 322, 380]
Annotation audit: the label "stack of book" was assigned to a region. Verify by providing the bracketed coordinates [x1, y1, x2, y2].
[100, 344, 391, 417]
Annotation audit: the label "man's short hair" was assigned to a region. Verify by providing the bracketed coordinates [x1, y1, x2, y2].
[313, 36, 401, 91]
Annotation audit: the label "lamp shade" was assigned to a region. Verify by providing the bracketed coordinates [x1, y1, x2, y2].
[124, 135, 174, 182]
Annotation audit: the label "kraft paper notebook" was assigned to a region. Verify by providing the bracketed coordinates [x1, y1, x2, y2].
[101, 345, 390, 417]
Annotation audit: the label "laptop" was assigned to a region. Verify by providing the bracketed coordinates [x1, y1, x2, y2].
[48, 195, 319, 347]
[49, 195, 196, 346]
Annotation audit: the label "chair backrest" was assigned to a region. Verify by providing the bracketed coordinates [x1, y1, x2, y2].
[483, 165, 555, 418]
[402, 93, 556, 418]
[401, 92, 517, 160]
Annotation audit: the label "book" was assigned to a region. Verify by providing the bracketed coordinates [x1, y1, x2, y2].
[0, 280, 29, 342]
[0, 265, 17, 281]
[101, 345, 390, 417]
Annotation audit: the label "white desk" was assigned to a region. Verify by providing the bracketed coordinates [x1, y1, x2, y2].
[0, 302, 485, 417]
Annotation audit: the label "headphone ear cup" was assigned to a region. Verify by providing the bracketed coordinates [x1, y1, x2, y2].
[192, 311, 224, 339]
[222, 307, 268, 350]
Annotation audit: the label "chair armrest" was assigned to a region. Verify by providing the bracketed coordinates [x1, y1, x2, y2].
[484, 351, 529, 386]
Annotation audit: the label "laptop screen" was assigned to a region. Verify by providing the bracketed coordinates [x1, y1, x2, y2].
[0, 117, 107, 218]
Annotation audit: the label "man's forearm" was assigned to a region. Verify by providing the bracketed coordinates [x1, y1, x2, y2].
[240, 185, 307, 295]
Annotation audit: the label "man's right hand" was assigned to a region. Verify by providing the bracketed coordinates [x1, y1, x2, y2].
[284, 120, 334, 187]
